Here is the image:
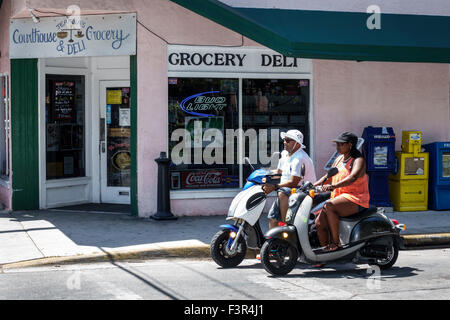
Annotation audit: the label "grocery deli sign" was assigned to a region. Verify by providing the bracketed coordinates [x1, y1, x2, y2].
[10, 13, 136, 58]
[167, 46, 312, 73]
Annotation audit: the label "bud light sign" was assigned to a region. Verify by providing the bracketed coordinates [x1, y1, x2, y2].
[180, 91, 226, 117]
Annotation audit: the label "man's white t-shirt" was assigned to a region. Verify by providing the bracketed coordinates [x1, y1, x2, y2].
[277, 149, 317, 186]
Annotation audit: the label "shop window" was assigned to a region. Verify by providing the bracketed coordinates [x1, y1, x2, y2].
[242, 78, 310, 180]
[168, 77, 310, 191]
[168, 78, 239, 190]
[45, 75, 85, 179]
[0, 74, 9, 179]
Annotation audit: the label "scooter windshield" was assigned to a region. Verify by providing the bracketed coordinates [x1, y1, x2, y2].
[243, 169, 270, 190]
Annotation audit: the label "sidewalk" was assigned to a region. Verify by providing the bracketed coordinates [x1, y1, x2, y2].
[1, 207, 450, 270]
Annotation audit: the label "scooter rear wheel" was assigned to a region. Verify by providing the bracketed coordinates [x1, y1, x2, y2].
[370, 238, 399, 270]
[210, 229, 247, 268]
[261, 238, 298, 276]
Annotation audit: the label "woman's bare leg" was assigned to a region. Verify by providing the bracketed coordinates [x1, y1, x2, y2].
[324, 196, 360, 248]
[315, 208, 330, 247]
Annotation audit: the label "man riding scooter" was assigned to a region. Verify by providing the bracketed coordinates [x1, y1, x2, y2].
[262, 130, 316, 229]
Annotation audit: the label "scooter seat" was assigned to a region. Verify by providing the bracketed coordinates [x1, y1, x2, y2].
[339, 205, 378, 222]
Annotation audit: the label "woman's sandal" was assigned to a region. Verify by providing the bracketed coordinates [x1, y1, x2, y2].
[313, 263, 325, 268]
[324, 242, 342, 252]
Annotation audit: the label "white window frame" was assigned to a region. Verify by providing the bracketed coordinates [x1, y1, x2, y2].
[0, 72, 10, 185]
[38, 59, 93, 208]
[167, 71, 314, 200]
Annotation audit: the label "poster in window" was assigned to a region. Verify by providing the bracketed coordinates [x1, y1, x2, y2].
[442, 153, 450, 178]
[404, 157, 425, 175]
[119, 108, 130, 127]
[54, 81, 75, 120]
[107, 90, 122, 104]
[373, 146, 388, 167]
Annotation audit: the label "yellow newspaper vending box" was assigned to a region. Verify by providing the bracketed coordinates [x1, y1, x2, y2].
[389, 151, 429, 211]
[401, 131, 422, 155]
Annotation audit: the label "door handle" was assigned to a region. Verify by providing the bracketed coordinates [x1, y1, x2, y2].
[100, 117, 106, 154]
[100, 118, 105, 141]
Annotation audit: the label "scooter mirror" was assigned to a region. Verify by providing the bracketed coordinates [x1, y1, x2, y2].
[301, 163, 306, 178]
[244, 157, 256, 171]
[268, 152, 281, 170]
[327, 167, 339, 179]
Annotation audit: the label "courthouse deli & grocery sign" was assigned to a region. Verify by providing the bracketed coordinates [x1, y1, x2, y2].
[10, 13, 136, 58]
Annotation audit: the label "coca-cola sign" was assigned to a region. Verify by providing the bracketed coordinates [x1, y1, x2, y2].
[181, 169, 227, 189]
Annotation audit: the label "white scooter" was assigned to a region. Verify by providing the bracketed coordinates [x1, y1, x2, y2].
[260, 165, 405, 276]
[210, 154, 280, 268]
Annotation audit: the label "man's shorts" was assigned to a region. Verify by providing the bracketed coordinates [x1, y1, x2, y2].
[267, 187, 292, 221]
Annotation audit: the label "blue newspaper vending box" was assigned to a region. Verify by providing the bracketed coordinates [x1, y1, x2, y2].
[362, 126, 396, 207]
[423, 142, 450, 210]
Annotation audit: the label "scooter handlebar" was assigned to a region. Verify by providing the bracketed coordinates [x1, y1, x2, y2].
[262, 174, 281, 185]
[315, 186, 325, 192]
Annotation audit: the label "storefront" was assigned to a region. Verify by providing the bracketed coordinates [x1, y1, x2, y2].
[0, 0, 449, 217]
[167, 46, 312, 198]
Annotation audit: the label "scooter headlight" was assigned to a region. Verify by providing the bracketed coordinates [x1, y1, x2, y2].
[288, 194, 298, 206]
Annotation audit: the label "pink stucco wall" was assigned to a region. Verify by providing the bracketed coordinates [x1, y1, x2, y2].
[0, 0, 12, 209]
[133, 0, 262, 217]
[20, 0, 262, 216]
[313, 60, 450, 177]
[4, 0, 450, 216]
[133, 2, 450, 216]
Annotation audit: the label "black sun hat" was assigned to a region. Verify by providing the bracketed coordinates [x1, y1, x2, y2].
[332, 132, 358, 146]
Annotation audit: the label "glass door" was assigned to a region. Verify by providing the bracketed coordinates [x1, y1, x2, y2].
[100, 81, 131, 203]
[46, 74, 85, 180]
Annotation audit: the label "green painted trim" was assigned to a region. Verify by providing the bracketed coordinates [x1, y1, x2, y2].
[10, 59, 39, 210]
[171, 0, 290, 57]
[130, 55, 138, 216]
[170, 0, 450, 63]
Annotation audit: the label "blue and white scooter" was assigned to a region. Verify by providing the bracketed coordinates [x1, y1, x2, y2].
[210, 154, 280, 268]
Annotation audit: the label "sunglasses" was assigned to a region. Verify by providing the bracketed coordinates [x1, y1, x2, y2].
[284, 138, 294, 143]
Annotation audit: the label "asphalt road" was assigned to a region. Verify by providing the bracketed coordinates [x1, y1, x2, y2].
[1, 248, 449, 301]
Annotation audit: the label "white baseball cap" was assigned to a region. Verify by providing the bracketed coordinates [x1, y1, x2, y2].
[281, 129, 306, 149]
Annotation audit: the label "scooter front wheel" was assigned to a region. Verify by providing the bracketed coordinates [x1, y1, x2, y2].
[210, 229, 247, 268]
[261, 238, 298, 276]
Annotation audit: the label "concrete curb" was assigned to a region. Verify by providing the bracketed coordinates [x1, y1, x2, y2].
[0, 244, 211, 270]
[1, 235, 448, 271]
[401, 233, 450, 248]
[0, 244, 259, 271]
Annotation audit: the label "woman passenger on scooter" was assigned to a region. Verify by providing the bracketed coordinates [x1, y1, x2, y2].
[313, 132, 370, 252]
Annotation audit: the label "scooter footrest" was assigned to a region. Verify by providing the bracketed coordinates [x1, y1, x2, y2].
[313, 243, 349, 254]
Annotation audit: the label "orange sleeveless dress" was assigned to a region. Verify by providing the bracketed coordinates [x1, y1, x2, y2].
[331, 156, 370, 208]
